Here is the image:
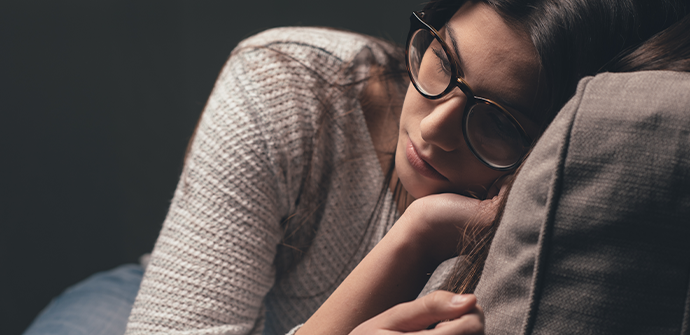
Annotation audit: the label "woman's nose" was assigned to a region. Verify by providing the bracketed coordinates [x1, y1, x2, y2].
[419, 93, 468, 152]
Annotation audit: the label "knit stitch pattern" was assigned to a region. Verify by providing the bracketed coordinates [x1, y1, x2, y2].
[125, 27, 404, 335]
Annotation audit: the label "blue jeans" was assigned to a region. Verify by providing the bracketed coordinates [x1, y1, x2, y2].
[23, 264, 144, 335]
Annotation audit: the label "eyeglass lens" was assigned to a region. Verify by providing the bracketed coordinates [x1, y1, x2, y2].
[408, 29, 452, 96]
[407, 28, 528, 169]
[465, 102, 528, 168]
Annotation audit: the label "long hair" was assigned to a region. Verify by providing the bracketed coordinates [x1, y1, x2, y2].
[438, 0, 690, 294]
[610, 13, 690, 73]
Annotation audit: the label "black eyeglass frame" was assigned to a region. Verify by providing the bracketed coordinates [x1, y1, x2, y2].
[405, 10, 533, 171]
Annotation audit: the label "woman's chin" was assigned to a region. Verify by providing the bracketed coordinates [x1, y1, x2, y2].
[397, 171, 447, 199]
[398, 172, 489, 200]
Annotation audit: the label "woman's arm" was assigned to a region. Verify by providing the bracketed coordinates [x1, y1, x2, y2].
[125, 44, 289, 334]
[297, 191, 502, 335]
[127, 27, 410, 335]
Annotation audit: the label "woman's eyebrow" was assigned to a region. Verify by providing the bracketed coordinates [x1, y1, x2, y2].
[444, 23, 465, 68]
[445, 22, 533, 118]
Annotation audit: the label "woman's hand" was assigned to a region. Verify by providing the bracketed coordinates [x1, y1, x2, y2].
[398, 175, 510, 265]
[350, 291, 485, 335]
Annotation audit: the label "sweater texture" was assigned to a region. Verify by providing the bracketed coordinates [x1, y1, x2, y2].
[125, 27, 407, 335]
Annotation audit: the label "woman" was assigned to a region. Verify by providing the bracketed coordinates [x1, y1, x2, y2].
[23, 1, 689, 334]
[127, 4, 539, 331]
[299, 2, 690, 335]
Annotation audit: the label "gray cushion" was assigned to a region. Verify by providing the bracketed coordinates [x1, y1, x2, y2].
[475, 71, 690, 335]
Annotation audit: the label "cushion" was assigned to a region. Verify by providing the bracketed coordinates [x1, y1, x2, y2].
[475, 71, 690, 335]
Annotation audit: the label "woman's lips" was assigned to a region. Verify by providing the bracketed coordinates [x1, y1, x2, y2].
[406, 139, 447, 181]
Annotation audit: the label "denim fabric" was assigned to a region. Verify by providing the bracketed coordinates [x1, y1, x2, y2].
[23, 264, 143, 335]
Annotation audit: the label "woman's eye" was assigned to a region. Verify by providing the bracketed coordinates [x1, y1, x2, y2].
[432, 48, 452, 75]
[486, 113, 518, 140]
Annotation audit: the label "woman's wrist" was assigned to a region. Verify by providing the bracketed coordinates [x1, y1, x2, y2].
[396, 194, 486, 265]
[387, 210, 450, 271]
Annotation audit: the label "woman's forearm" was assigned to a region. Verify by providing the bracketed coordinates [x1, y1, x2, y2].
[296, 215, 439, 335]
[296, 192, 497, 335]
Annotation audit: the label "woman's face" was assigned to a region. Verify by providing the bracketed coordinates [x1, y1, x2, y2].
[396, 1, 543, 199]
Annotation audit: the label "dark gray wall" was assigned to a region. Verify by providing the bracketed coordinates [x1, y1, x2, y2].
[0, 1, 422, 333]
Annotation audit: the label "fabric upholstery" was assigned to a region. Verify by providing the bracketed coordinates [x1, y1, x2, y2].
[475, 71, 690, 335]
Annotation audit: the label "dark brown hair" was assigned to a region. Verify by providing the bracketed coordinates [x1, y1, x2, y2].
[610, 13, 690, 73]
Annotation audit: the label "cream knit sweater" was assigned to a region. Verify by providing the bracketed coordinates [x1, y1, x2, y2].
[125, 27, 407, 335]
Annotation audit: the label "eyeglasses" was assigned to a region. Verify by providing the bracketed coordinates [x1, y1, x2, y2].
[405, 10, 532, 171]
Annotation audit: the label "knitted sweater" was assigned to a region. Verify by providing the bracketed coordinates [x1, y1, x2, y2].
[125, 27, 406, 335]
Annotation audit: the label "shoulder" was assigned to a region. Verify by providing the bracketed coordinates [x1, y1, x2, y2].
[233, 26, 402, 68]
[205, 26, 405, 156]
[206, 27, 404, 121]
[205, 27, 401, 128]
[220, 27, 404, 95]
[198, 26, 403, 207]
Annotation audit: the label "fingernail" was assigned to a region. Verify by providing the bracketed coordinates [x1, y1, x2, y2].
[451, 294, 469, 306]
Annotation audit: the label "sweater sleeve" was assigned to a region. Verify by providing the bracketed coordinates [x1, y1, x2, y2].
[125, 32, 315, 335]
[125, 26, 405, 335]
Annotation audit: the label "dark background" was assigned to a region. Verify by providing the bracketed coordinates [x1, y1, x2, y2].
[0, 0, 422, 333]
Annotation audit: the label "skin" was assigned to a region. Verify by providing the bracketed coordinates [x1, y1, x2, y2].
[298, 2, 542, 334]
[351, 292, 485, 335]
[396, 0, 542, 200]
